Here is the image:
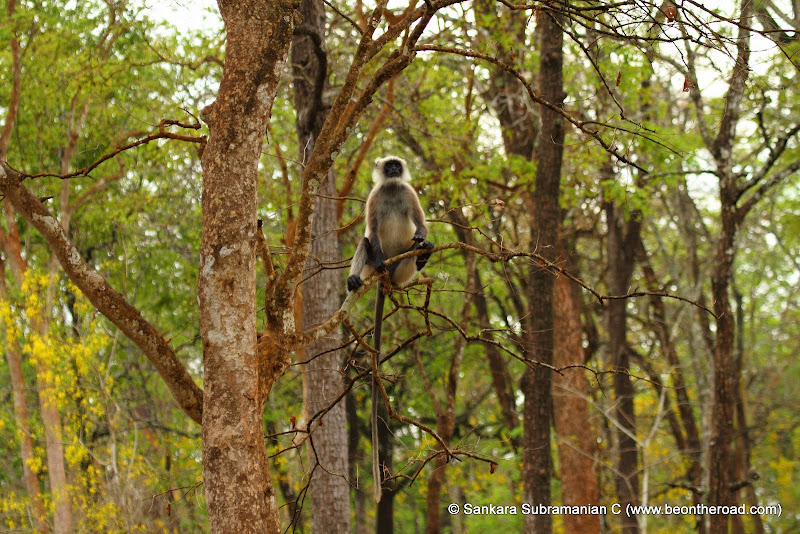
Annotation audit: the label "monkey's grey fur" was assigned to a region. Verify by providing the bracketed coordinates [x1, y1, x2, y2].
[346, 156, 433, 503]
[347, 156, 433, 292]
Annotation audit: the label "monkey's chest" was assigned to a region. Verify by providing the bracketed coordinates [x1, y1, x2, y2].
[375, 191, 416, 257]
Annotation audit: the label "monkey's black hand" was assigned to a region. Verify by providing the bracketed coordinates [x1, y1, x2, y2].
[347, 275, 363, 292]
[416, 240, 434, 270]
[374, 254, 387, 272]
[412, 233, 425, 243]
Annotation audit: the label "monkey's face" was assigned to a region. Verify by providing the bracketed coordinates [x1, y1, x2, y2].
[383, 159, 403, 178]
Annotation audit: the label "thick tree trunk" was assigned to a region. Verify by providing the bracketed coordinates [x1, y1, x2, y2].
[552, 257, 600, 534]
[300, 161, 350, 534]
[198, 3, 295, 531]
[522, 8, 564, 533]
[708, 185, 738, 533]
[707, 4, 751, 531]
[292, 2, 351, 531]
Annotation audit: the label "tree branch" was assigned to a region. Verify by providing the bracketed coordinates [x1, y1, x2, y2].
[0, 163, 204, 424]
[415, 45, 653, 171]
[737, 156, 800, 218]
[15, 119, 206, 180]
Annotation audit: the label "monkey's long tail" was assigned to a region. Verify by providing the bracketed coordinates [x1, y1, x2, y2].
[372, 280, 385, 504]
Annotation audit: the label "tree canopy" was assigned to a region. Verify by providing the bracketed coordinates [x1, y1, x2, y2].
[1, 1, 798, 532]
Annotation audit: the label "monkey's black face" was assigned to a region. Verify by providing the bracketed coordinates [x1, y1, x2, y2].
[383, 159, 403, 178]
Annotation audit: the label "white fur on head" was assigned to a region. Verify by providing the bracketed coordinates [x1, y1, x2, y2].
[373, 155, 410, 183]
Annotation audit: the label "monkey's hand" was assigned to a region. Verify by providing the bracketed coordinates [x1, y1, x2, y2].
[412, 233, 426, 243]
[347, 275, 363, 292]
[416, 240, 434, 271]
[373, 250, 387, 272]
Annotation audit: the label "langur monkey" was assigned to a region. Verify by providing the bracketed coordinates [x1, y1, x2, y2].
[347, 156, 433, 503]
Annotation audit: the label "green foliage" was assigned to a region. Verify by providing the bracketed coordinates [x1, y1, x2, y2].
[0, 0, 218, 530]
[2, 0, 799, 532]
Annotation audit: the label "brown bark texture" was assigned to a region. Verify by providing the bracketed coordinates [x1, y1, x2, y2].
[552, 267, 600, 534]
[707, 4, 751, 532]
[522, 7, 565, 534]
[605, 200, 642, 534]
[292, 0, 351, 530]
[197, 2, 295, 532]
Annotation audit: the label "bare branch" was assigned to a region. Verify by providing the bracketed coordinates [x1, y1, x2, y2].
[16, 119, 206, 180]
[301, 237, 717, 350]
[323, 0, 363, 34]
[739, 124, 800, 200]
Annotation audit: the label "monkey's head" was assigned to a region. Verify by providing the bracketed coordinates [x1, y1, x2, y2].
[373, 156, 410, 183]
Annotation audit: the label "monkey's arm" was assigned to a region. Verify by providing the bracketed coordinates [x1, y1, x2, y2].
[410, 192, 428, 243]
[366, 196, 387, 272]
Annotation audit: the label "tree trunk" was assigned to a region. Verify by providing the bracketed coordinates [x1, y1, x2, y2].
[605, 200, 641, 534]
[707, 3, 751, 530]
[198, 3, 295, 531]
[522, 7, 565, 533]
[449, 209, 518, 437]
[0, 277, 48, 531]
[34, 95, 91, 534]
[376, 396, 395, 534]
[348, 392, 369, 534]
[733, 290, 764, 534]
[708, 184, 739, 533]
[552, 253, 600, 534]
[292, 2, 351, 531]
[0, 1, 48, 526]
[33, 351, 73, 533]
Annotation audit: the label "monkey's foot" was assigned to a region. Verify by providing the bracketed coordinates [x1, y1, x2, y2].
[347, 275, 363, 292]
[412, 233, 425, 243]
